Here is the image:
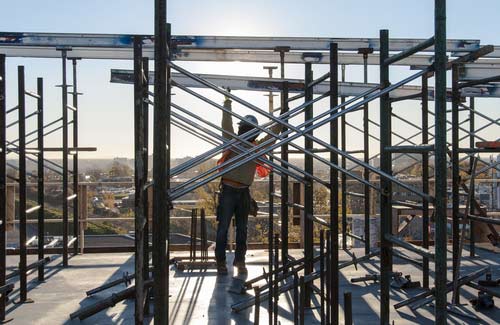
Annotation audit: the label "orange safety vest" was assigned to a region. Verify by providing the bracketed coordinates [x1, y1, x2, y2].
[217, 142, 272, 178]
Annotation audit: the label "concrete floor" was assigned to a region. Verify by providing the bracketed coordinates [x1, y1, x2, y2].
[3, 246, 500, 324]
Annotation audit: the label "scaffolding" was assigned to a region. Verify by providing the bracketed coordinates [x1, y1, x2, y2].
[0, 0, 499, 324]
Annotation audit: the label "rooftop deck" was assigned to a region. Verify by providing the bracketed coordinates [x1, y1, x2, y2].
[3, 246, 499, 324]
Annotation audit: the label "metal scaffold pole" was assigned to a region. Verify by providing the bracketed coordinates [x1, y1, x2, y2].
[303, 62, 314, 308]
[153, 0, 169, 320]
[421, 74, 430, 289]
[72, 58, 79, 255]
[0, 54, 6, 320]
[18, 65, 28, 302]
[37, 77, 45, 282]
[434, 0, 448, 322]
[329, 42, 339, 324]
[134, 36, 146, 325]
[379, 29, 392, 325]
[142, 56, 150, 317]
[280, 82, 289, 270]
[60, 49, 69, 267]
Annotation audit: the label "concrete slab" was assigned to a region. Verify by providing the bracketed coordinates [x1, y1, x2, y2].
[2, 247, 499, 324]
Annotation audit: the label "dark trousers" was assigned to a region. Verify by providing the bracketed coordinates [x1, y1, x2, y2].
[215, 184, 250, 264]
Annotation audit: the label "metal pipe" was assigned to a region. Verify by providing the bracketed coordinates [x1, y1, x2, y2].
[451, 63, 460, 305]
[344, 291, 353, 325]
[18, 65, 28, 302]
[379, 29, 392, 325]
[469, 97, 475, 257]
[362, 50, 371, 256]
[86, 273, 135, 296]
[303, 62, 314, 308]
[170, 83, 331, 177]
[385, 234, 435, 260]
[434, 1, 448, 322]
[384, 37, 435, 66]
[341, 64, 347, 252]
[0, 54, 6, 321]
[320, 230, 325, 324]
[170, 64, 430, 200]
[171, 103, 312, 184]
[169, 87, 381, 199]
[37, 77, 45, 282]
[72, 58, 79, 255]
[60, 49, 69, 267]
[280, 82, 289, 269]
[152, 3, 169, 319]
[133, 36, 145, 325]
[329, 43, 339, 323]
[422, 75, 430, 288]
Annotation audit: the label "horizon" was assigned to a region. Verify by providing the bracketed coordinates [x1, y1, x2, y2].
[1, 1, 499, 159]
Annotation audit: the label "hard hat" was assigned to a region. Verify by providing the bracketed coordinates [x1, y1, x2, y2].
[238, 115, 258, 127]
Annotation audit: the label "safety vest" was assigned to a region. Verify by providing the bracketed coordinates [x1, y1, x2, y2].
[217, 142, 272, 178]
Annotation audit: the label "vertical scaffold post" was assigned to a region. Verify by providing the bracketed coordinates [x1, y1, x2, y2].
[434, 0, 448, 323]
[341, 64, 347, 251]
[142, 56, 150, 316]
[268, 87, 274, 325]
[362, 50, 371, 255]
[72, 58, 79, 255]
[134, 36, 145, 325]
[468, 97, 475, 257]
[60, 49, 69, 267]
[379, 29, 392, 325]
[0, 54, 6, 320]
[329, 42, 339, 324]
[18, 65, 28, 302]
[303, 62, 314, 307]
[18, 66, 28, 291]
[153, 0, 169, 319]
[37, 77, 45, 282]
[451, 63, 460, 305]
[421, 74, 430, 289]
[280, 82, 289, 269]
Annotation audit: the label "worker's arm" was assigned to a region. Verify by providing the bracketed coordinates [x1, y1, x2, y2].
[255, 122, 283, 146]
[222, 98, 235, 140]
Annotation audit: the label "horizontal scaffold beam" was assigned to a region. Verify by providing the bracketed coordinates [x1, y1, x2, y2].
[2, 32, 499, 60]
[110, 69, 500, 99]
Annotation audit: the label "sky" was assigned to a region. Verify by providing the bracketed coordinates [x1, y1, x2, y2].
[0, 1, 499, 159]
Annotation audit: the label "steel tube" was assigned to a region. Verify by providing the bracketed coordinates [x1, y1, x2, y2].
[468, 97, 475, 257]
[0, 54, 6, 320]
[434, 0, 448, 322]
[171, 61, 429, 199]
[385, 37, 435, 66]
[152, 4, 169, 320]
[280, 83, 289, 268]
[379, 30, 392, 325]
[170, 81, 332, 177]
[72, 59, 79, 255]
[303, 62, 314, 308]
[60, 49, 69, 267]
[133, 37, 145, 325]
[18, 65, 28, 302]
[37, 77, 45, 281]
[329, 43, 339, 323]
[421, 74, 430, 288]
[341, 64, 347, 252]
[451, 64, 460, 304]
[169, 88, 380, 199]
[171, 103, 311, 184]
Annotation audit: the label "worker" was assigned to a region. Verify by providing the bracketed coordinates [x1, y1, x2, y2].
[215, 96, 282, 275]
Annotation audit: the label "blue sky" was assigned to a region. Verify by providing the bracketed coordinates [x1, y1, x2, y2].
[1, 1, 499, 159]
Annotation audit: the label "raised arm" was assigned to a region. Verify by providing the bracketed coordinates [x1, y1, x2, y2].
[222, 98, 235, 139]
[255, 122, 283, 146]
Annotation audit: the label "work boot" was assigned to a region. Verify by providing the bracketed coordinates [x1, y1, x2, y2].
[217, 262, 228, 276]
[233, 261, 248, 275]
